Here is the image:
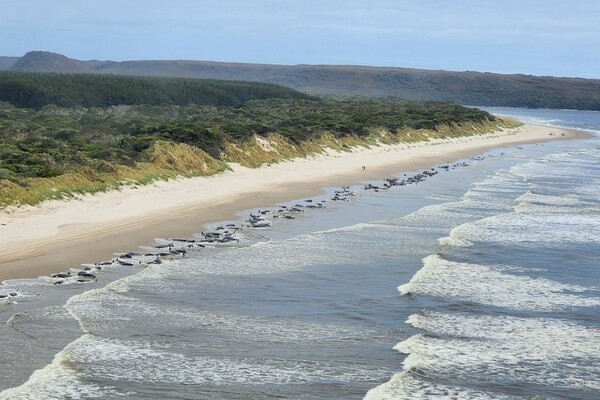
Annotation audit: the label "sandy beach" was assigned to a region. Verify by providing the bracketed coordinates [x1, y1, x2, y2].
[0, 123, 582, 281]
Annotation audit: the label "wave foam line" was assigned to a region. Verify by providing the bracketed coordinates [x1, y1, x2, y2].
[391, 329, 599, 391]
[398, 255, 599, 311]
[0, 335, 124, 400]
[363, 368, 520, 400]
[0, 259, 153, 397]
[61, 335, 391, 386]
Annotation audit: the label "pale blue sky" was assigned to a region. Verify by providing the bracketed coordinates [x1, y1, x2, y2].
[1, 0, 598, 78]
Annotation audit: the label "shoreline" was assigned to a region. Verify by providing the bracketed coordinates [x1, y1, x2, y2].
[0, 123, 586, 282]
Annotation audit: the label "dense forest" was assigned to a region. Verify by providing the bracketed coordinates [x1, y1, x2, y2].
[0, 72, 506, 207]
[0, 72, 313, 109]
[4, 51, 600, 111]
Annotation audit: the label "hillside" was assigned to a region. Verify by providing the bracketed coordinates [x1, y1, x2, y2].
[0, 97, 506, 207]
[0, 71, 313, 109]
[10, 51, 91, 73]
[4, 51, 600, 110]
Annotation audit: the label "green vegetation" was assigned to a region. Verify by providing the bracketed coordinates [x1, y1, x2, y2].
[0, 72, 512, 208]
[0, 71, 313, 109]
[5, 52, 600, 111]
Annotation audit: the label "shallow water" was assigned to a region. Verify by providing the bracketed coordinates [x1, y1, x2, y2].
[1, 108, 599, 399]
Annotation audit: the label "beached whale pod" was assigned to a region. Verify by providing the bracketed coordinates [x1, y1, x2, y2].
[14, 183, 337, 305]
[250, 221, 271, 228]
[0, 290, 19, 299]
[119, 252, 141, 259]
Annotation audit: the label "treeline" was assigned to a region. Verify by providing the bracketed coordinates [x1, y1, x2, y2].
[0, 98, 495, 181]
[0, 72, 313, 109]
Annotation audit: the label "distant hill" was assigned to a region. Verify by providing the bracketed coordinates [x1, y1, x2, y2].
[0, 57, 18, 70]
[10, 51, 92, 73]
[4, 51, 600, 110]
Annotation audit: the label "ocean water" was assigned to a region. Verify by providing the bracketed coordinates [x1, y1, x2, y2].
[1, 108, 598, 399]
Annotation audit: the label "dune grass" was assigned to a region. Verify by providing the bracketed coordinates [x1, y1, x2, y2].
[0, 90, 521, 211]
[0, 118, 519, 209]
[0, 141, 227, 208]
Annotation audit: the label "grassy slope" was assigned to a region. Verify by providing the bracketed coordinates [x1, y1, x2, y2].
[0, 114, 516, 208]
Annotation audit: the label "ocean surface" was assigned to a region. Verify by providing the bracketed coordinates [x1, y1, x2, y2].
[0, 108, 598, 399]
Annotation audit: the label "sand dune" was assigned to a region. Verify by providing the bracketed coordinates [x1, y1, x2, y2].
[0, 123, 581, 281]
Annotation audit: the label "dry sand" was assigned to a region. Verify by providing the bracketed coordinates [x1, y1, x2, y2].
[0, 124, 583, 281]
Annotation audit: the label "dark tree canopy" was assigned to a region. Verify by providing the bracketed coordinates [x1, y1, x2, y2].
[0, 72, 314, 109]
